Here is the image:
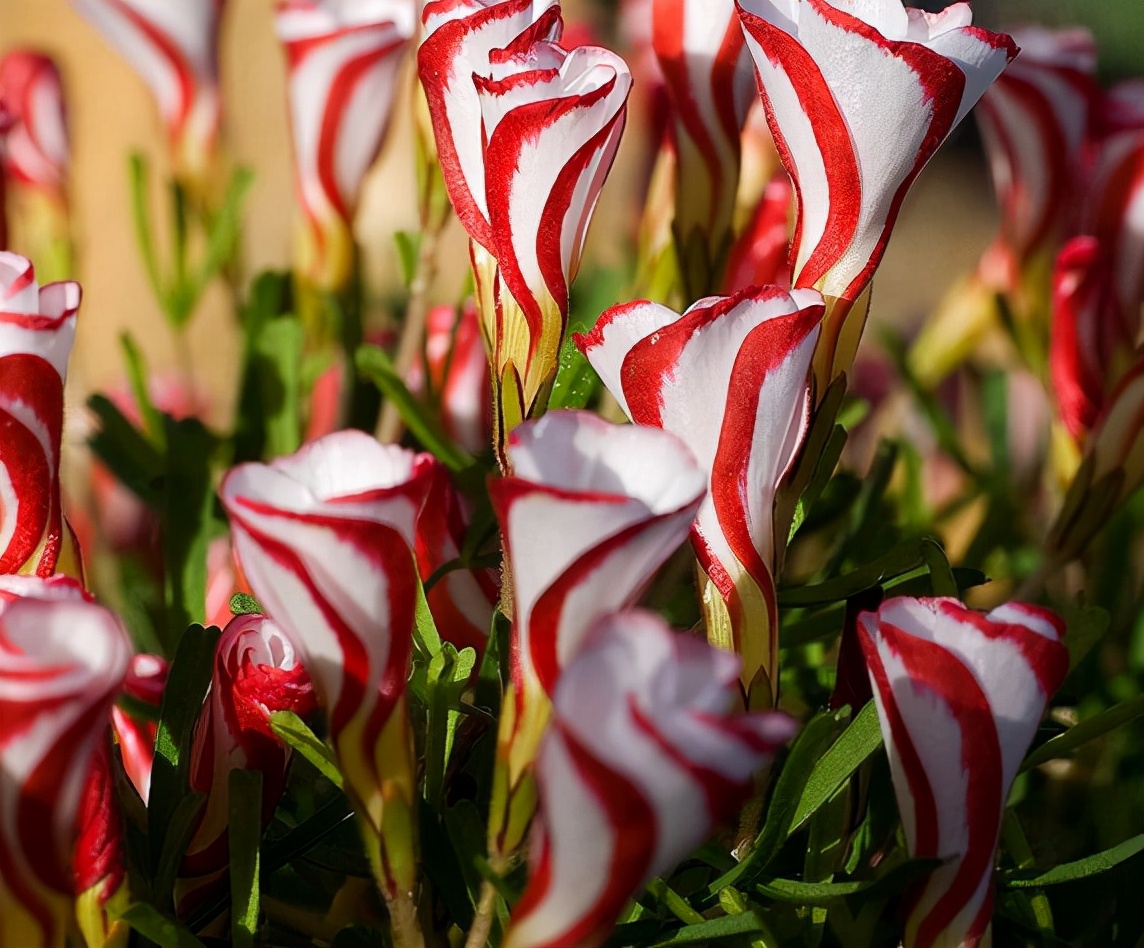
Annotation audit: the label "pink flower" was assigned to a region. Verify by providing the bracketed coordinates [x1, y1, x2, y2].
[487, 410, 706, 854]
[858, 597, 1067, 948]
[975, 26, 1097, 280]
[577, 285, 823, 703]
[651, 0, 755, 294]
[0, 584, 132, 948]
[178, 613, 315, 914]
[276, 0, 417, 291]
[735, 0, 1017, 386]
[505, 609, 795, 948]
[219, 430, 436, 898]
[71, 0, 226, 184]
[0, 252, 80, 577]
[0, 51, 69, 203]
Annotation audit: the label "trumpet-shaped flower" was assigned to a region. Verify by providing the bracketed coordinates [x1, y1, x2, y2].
[0, 51, 69, 203]
[0, 252, 80, 578]
[577, 285, 823, 703]
[219, 430, 435, 899]
[505, 609, 796, 948]
[858, 597, 1067, 948]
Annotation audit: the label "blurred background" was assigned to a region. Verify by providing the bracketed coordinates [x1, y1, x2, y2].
[0, 0, 1140, 419]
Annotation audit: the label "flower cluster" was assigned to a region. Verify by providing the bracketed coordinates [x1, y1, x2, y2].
[2, 1, 1142, 947]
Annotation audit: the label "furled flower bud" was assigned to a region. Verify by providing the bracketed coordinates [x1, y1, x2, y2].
[505, 609, 796, 948]
[858, 597, 1067, 948]
[0, 51, 69, 205]
[0, 251, 80, 577]
[577, 285, 823, 704]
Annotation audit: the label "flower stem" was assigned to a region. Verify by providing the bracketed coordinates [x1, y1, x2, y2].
[387, 890, 427, 948]
[464, 879, 500, 948]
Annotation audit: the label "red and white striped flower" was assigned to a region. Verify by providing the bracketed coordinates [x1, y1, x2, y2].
[178, 613, 315, 914]
[73, 738, 129, 948]
[219, 430, 435, 898]
[0, 51, 69, 204]
[488, 410, 706, 854]
[651, 0, 755, 294]
[407, 300, 492, 456]
[276, 0, 417, 291]
[71, 0, 225, 185]
[0, 252, 80, 578]
[110, 653, 168, 803]
[736, 0, 1017, 388]
[577, 285, 823, 703]
[975, 26, 1097, 281]
[418, 0, 563, 255]
[505, 609, 796, 948]
[0, 588, 132, 948]
[858, 597, 1068, 948]
[415, 464, 497, 655]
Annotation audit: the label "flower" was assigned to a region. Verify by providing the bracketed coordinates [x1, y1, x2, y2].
[0, 51, 69, 203]
[414, 464, 498, 655]
[276, 0, 417, 291]
[858, 597, 1067, 948]
[487, 410, 706, 855]
[651, 0, 755, 294]
[178, 613, 315, 914]
[0, 587, 132, 948]
[735, 0, 1017, 387]
[504, 609, 796, 948]
[0, 251, 80, 577]
[975, 26, 1097, 281]
[71, 0, 226, 185]
[577, 285, 823, 704]
[219, 430, 435, 899]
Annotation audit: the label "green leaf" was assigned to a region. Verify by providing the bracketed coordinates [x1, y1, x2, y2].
[120, 332, 166, 450]
[355, 344, 473, 472]
[87, 394, 164, 507]
[549, 334, 600, 410]
[756, 857, 944, 905]
[920, 537, 958, 598]
[1001, 834, 1144, 888]
[148, 623, 219, 900]
[649, 912, 771, 946]
[394, 230, 422, 288]
[269, 711, 344, 790]
[229, 770, 263, 948]
[1062, 602, 1110, 672]
[1022, 695, 1144, 771]
[424, 644, 478, 806]
[229, 592, 262, 616]
[647, 877, 704, 924]
[779, 541, 926, 606]
[162, 419, 218, 646]
[191, 166, 255, 308]
[113, 902, 207, 948]
[127, 153, 166, 313]
[254, 316, 304, 458]
[790, 701, 882, 835]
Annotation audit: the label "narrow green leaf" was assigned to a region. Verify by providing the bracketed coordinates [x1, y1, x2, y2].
[790, 702, 882, 835]
[756, 857, 943, 905]
[649, 912, 769, 946]
[229, 770, 263, 948]
[394, 230, 421, 288]
[356, 344, 473, 472]
[127, 153, 166, 311]
[113, 902, 206, 948]
[424, 645, 478, 807]
[1001, 834, 1144, 888]
[269, 710, 344, 790]
[1062, 602, 1111, 672]
[254, 316, 304, 458]
[87, 394, 164, 506]
[120, 333, 166, 451]
[778, 541, 925, 606]
[920, 538, 958, 598]
[148, 623, 219, 892]
[1022, 695, 1144, 771]
[153, 792, 208, 915]
[192, 166, 255, 304]
[549, 335, 600, 410]
[647, 877, 704, 925]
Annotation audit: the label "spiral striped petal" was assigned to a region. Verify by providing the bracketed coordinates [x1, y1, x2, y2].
[577, 285, 822, 702]
[736, 0, 1016, 386]
[70, 0, 224, 184]
[858, 597, 1067, 948]
[0, 589, 132, 948]
[0, 51, 69, 200]
[505, 609, 795, 948]
[418, 0, 563, 254]
[219, 430, 435, 897]
[109, 653, 167, 803]
[975, 26, 1097, 276]
[487, 410, 705, 854]
[177, 613, 315, 914]
[276, 0, 416, 291]
[652, 0, 755, 294]
[0, 252, 80, 578]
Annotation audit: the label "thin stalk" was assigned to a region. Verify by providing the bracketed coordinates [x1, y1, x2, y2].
[464, 878, 500, 948]
[388, 890, 427, 948]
